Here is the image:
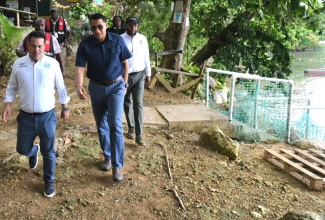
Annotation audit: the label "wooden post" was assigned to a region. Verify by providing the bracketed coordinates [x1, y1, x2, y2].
[16, 12, 20, 27]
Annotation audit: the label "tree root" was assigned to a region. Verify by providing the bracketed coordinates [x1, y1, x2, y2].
[1, 152, 19, 166]
[155, 142, 186, 211]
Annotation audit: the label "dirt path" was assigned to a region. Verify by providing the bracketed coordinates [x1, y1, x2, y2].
[1, 57, 325, 219]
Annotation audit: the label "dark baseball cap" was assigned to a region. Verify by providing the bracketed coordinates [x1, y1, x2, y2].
[125, 16, 138, 24]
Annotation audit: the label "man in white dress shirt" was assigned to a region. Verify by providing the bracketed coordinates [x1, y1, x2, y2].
[121, 16, 151, 146]
[2, 31, 70, 198]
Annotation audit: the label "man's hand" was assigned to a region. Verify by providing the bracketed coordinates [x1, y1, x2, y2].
[77, 87, 87, 100]
[2, 103, 12, 123]
[145, 76, 151, 88]
[64, 40, 70, 48]
[61, 108, 70, 122]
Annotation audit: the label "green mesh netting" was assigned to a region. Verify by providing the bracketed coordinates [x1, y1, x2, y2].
[202, 78, 325, 143]
[291, 111, 325, 142]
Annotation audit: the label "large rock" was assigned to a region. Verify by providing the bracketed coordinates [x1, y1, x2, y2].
[279, 210, 323, 220]
[292, 139, 325, 150]
[199, 127, 239, 160]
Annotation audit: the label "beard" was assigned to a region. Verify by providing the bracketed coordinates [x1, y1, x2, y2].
[126, 30, 137, 37]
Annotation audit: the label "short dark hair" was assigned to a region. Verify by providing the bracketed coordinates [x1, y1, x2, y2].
[34, 18, 44, 25]
[28, 31, 46, 43]
[90, 13, 107, 22]
[112, 15, 124, 25]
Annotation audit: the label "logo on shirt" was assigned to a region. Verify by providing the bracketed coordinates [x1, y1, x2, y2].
[19, 62, 27, 68]
[139, 40, 143, 44]
[44, 62, 51, 68]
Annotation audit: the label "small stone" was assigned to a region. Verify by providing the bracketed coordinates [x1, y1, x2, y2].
[251, 211, 262, 218]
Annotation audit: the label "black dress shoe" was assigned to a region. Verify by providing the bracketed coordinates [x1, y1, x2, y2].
[101, 159, 112, 171]
[112, 168, 123, 182]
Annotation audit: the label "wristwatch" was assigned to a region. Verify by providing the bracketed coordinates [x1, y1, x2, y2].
[63, 106, 70, 111]
[125, 83, 129, 88]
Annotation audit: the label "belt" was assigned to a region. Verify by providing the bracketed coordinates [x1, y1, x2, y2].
[129, 71, 143, 76]
[91, 75, 123, 86]
[20, 109, 53, 116]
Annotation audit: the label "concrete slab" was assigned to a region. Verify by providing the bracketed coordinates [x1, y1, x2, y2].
[123, 106, 168, 127]
[156, 104, 230, 132]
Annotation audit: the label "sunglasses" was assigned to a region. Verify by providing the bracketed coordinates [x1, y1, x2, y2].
[91, 25, 104, 31]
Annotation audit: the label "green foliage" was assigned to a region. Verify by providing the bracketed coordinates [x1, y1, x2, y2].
[67, 18, 83, 47]
[69, 0, 325, 81]
[0, 13, 32, 76]
[190, 0, 324, 78]
[184, 63, 201, 74]
[70, 0, 112, 19]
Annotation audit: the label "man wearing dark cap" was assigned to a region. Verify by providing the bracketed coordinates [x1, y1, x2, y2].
[121, 16, 151, 146]
[45, 4, 72, 64]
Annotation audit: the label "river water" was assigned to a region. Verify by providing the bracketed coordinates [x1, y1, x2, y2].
[291, 48, 325, 127]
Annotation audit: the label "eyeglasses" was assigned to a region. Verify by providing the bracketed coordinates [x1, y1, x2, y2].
[91, 25, 104, 31]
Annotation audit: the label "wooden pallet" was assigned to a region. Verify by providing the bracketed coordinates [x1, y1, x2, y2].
[264, 148, 325, 190]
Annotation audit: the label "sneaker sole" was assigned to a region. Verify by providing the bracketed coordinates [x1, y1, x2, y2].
[30, 144, 40, 170]
[44, 191, 56, 198]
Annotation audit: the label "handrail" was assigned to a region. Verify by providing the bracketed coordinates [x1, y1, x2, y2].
[0, 6, 37, 27]
[154, 67, 197, 77]
[150, 49, 183, 67]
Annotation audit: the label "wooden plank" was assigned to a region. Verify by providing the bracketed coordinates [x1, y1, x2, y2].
[265, 149, 325, 190]
[280, 149, 325, 176]
[148, 74, 158, 89]
[294, 149, 325, 167]
[264, 149, 322, 180]
[174, 77, 202, 93]
[154, 67, 198, 77]
[155, 73, 176, 94]
[309, 149, 325, 159]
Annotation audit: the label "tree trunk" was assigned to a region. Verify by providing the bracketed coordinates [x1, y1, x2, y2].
[156, 0, 191, 73]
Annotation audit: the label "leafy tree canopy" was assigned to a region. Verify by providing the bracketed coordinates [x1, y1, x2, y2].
[70, 0, 325, 79]
[190, 0, 324, 78]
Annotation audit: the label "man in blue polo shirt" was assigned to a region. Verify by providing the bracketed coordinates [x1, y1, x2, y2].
[74, 13, 131, 182]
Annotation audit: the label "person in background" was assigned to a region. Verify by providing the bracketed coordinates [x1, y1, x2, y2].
[121, 16, 151, 146]
[74, 13, 131, 182]
[45, 4, 72, 61]
[107, 15, 126, 35]
[16, 18, 65, 78]
[2, 31, 70, 198]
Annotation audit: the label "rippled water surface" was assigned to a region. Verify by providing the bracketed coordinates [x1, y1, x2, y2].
[291, 48, 325, 126]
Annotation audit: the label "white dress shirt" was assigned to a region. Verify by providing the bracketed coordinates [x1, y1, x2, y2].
[121, 32, 151, 76]
[4, 55, 70, 113]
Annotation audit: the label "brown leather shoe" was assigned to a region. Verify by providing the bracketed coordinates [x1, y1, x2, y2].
[112, 168, 123, 182]
[101, 159, 112, 171]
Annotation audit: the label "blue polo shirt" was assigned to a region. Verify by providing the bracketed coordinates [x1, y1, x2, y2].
[75, 31, 132, 82]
